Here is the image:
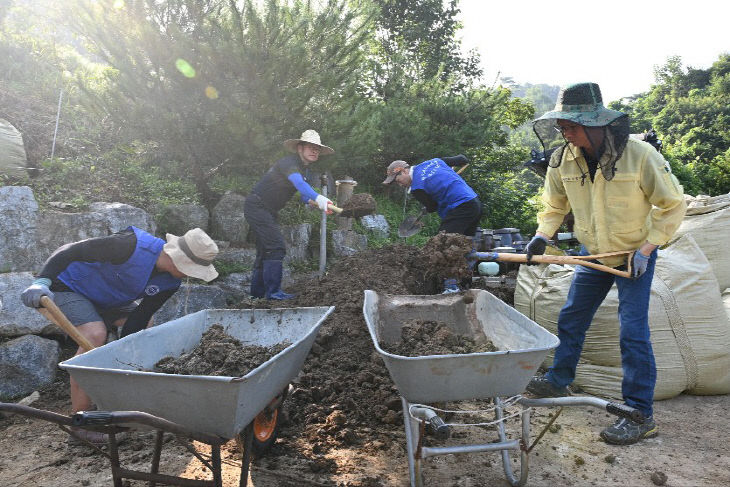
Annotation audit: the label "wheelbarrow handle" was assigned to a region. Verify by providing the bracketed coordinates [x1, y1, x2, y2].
[38, 296, 97, 352]
[471, 252, 632, 278]
[606, 402, 645, 423]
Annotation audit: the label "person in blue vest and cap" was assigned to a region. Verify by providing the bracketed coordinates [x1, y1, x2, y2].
[383, 155, 482, 293]
[20, 226, 219, 445]
[244, 129, 334, 300]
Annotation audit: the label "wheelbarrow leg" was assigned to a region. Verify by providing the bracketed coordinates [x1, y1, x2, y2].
[495, 397, 529, 487]
[239, 423, 253, 487]
[148, 429, 163, 487]
[108, 431, 124, 487]
[401, 397, 424, 487]
[211, 444, 222, 487]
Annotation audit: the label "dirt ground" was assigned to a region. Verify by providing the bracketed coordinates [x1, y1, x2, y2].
[1, 237, 729, 487]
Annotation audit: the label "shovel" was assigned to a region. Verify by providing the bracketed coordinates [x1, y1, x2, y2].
[308, 196, 376, 218]
[37, 296, 97, 351]
[397, 207, 428, 238]
[470, 250, 633, 278]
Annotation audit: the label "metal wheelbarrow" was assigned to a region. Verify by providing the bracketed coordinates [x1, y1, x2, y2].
[2, 305, 333, 487]
[363, 290, 642, 487]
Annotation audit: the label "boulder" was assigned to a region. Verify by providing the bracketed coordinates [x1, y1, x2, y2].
[156, 203, 210, 236]
[331, 230, 368, 257]
[36, 210, 108, 264]
[0, 186, 40, 272]
[35, 203, 156, 270]
[283, 223, 313, 262]
[215, 272, 252, 302]
[360, 214, 390, 239]
[0, 334, 60, 400]
[216, 247, 257, 271]
[211, 192, 248, 245]
[153, 284, 226, 325]
[0, 272, 57, 337]
[89, 201, 156, 235]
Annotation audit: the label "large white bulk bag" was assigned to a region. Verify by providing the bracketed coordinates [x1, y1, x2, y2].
[675, 193, 730, 290]
[0, 118, 28, 179]
[515, 234, 730, 400]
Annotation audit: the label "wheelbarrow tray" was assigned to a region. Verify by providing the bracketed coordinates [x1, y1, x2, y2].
[363, 290, 558, 403]
[59, 306, 334, 439]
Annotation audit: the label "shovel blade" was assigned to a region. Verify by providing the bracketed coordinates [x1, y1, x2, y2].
[397, 216, 424, 238]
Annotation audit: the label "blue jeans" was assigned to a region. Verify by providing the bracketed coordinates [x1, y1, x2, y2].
[545, 248, 657, 417]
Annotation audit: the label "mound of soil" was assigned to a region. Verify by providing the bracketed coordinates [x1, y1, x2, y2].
[153, 324, 290, 377]
[421, 232, 473, 282]
[383, 320, 498, 357]
[232, 234, 496, 454]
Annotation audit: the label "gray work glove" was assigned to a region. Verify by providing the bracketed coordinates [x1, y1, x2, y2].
[21, 278, 54, 308]
[525, 235, 548, 264]
[631, 250, 650, 279]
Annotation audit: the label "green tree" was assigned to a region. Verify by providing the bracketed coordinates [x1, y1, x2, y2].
[367, 0, 481, 98]
[612, 54, 730, 196]
[68, 0, 373, 204]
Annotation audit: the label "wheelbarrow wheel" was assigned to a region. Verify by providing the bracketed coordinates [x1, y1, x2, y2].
[251, 386, 289, 458]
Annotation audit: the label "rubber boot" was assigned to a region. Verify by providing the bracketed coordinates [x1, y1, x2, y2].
[442, 278, 460, 294]
[250, 267, 265, 298]
[262, 260, 296, 300]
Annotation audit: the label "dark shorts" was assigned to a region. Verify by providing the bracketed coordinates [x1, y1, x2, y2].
[53, 292, 138, 331]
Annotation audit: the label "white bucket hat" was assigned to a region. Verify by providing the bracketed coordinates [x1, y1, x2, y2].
[163, 228, 219, 282]
[283, 129, 334, 155]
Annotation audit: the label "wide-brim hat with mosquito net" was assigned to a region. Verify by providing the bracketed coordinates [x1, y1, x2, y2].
[533, 82, 630, 181]
[283, 129, 334, 155]
[163, 228, 219, 282]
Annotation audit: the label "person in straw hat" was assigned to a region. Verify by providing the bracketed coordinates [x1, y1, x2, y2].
[244, 129, 334, 300]
[21, 226, 218, 445]
[382, 154, 481, 293]
[523, 82, 687, 445]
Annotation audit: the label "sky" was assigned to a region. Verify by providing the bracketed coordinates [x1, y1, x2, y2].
[456, 0, 730, 103]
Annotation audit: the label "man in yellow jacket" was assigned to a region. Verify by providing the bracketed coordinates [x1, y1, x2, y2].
[524, 82, 687, 445]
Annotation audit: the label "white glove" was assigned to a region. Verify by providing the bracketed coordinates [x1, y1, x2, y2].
[21, 278, 54, 308]
[315, 194, 332, 211]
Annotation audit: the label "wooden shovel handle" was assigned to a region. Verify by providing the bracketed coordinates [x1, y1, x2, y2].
[475, 252, 632, 278]
[38, 296, 96, 351]
[456, 164, 469, 175]
[306, 199, 342, 214]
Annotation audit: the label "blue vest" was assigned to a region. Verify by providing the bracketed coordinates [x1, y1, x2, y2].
[411, 159, 477, 218]
[57, 226, 181, 309]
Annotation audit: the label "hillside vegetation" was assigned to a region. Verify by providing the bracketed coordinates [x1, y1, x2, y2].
[1, 1, 727, 243]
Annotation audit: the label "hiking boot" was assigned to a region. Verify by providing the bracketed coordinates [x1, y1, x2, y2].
[68, 427, 108, 447]
[525, 375, 569, 397]
[600, 416, 657, 445]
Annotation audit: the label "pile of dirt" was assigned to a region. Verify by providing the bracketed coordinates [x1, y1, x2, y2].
[421, 232, 473, 282]
[383, 320, 498, 357]
[153, 324, 290, 377]
[232, 234, 507, 455]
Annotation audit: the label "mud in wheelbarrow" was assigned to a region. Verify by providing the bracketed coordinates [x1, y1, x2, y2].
[2, 306, 334, 487]
[60, 306, 334, 439]
[363, 290, 644, 487]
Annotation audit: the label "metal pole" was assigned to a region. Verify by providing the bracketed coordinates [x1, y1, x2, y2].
[318, 175, 328, 278]
[51, 89, 63, 160]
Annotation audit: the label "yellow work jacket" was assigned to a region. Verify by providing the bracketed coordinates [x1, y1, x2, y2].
[537, 138, 687, 267]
